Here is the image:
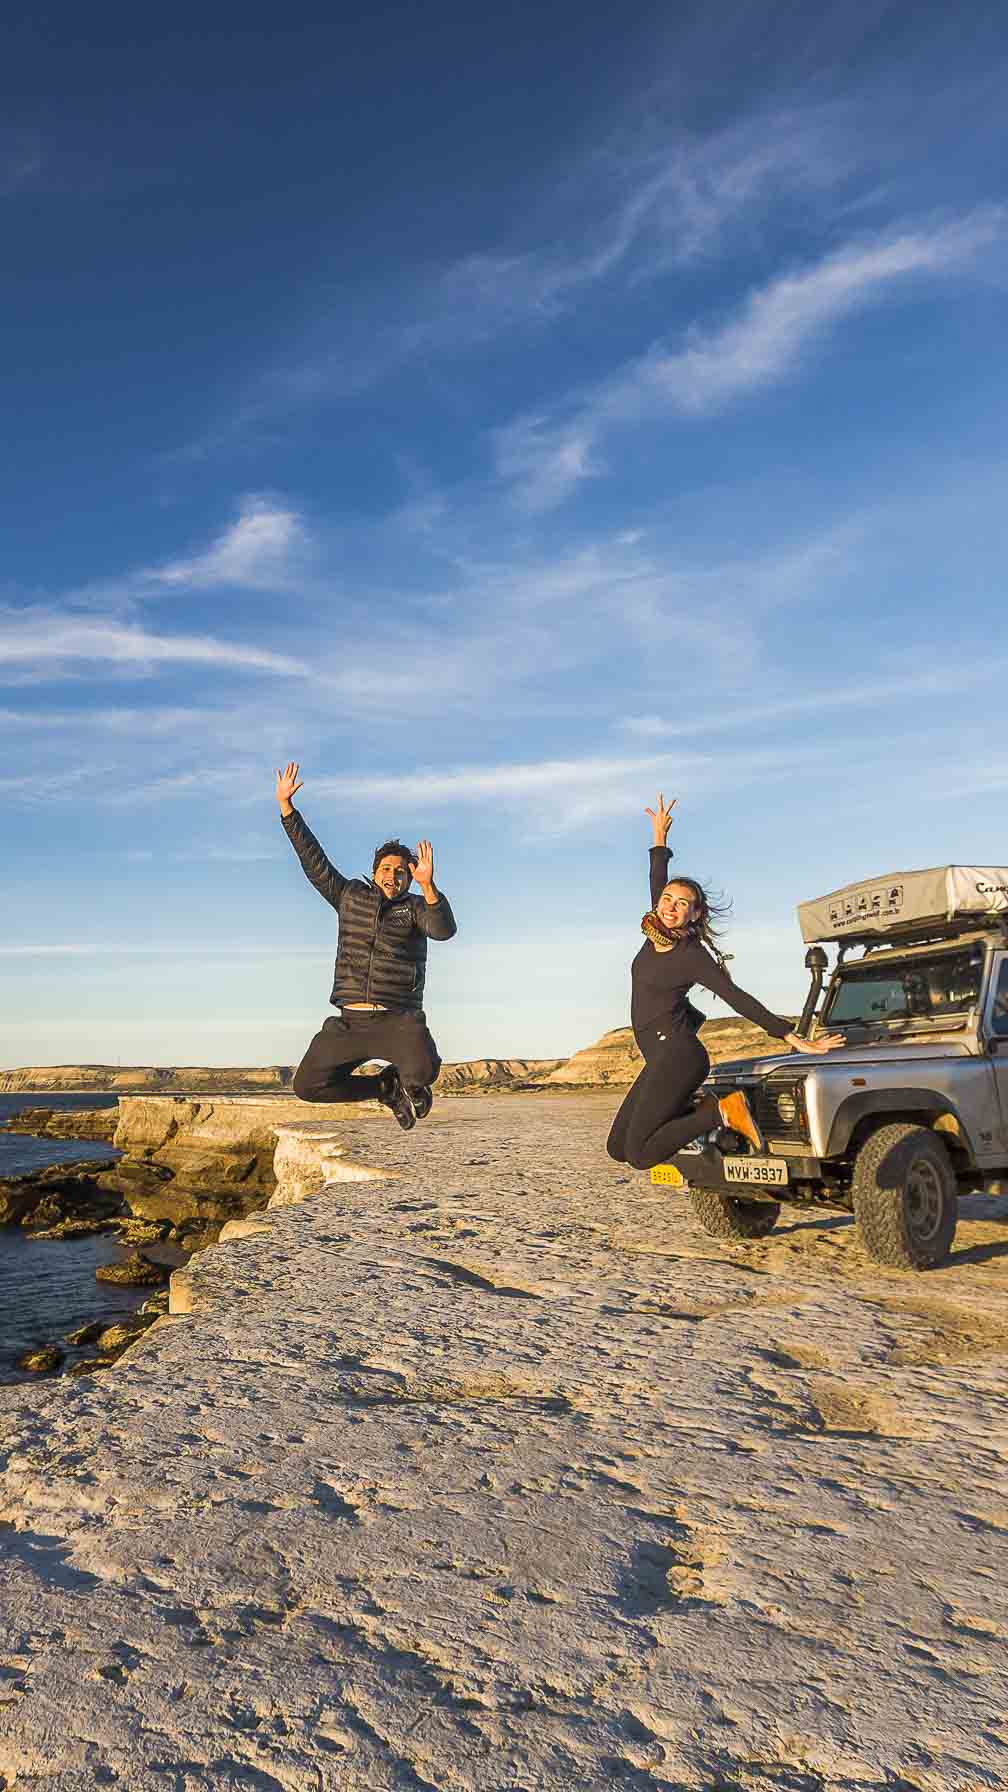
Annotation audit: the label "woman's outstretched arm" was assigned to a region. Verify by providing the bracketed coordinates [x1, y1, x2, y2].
[645, 792, 676, 907]
[687, 943, 793, 1038]
[687, 943, 843, 1052]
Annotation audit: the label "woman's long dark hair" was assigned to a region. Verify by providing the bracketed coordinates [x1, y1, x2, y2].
[666, 876, 733, 970]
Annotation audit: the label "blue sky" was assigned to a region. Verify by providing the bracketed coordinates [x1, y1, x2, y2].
[2, 0, 1007, 1068]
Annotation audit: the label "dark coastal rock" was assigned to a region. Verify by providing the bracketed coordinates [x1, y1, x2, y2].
[114, 1217, 172, 1246]
[96, 1317, 155, 1353]
[95, 1254, 168, 1287]
[0, 1107, 118, 1142]
[17, 1345, 64, 1374]
[95, 1161, 173, 1201]
[0, 1185, 39, 1225]
[20, 1194, 63, 1229]
[166, 1220, 223, 1252]
[110, 1185, 241, 1227]
[65, 1356, 113, 1377]
[66, 1320, 107, 1347]
[2, 1162, 124, 1230]
[28, 1217, 119, 1240]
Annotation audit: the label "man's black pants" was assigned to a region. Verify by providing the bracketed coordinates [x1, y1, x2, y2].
[292, 1009, 441, 1105]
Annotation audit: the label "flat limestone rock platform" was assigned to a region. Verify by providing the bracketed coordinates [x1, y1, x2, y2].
[2, 1093, 1007, 1790]
[103, 1096, 392, 1227]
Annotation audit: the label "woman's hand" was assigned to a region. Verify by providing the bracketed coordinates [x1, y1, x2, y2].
[785, 1030, 845, 1054]
[645, 792, 676, 846]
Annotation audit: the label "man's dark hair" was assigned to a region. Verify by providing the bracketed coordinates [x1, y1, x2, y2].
[373, 839, 412, 873]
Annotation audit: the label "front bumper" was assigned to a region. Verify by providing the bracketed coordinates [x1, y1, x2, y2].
[665, 1142, 825, 1201]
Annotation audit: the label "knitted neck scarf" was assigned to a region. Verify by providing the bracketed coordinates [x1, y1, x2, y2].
[641, 910, 690, 949]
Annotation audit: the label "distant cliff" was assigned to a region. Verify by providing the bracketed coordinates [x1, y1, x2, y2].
[0, 1065, 296, 1094]
[544, 1017, 796, 1087]
[0, 1024, 790, 1098]
[437, 1058, 565, 1091]
[0, 1059, 564, 1097]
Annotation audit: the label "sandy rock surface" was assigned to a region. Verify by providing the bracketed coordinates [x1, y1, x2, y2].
[1, 1091, 1007, 1791]
[98, 1096, 375, 1231]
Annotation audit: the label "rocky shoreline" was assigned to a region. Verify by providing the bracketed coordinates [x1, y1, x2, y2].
[0, 1149, 178, 1378]
[0, 1094, 396, 1379]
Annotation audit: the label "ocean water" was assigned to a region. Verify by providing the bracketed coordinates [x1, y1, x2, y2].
[0, 1092, 151, 1385]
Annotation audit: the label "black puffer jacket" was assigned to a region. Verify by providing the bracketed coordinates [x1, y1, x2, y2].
[282, 808, 457, 1012]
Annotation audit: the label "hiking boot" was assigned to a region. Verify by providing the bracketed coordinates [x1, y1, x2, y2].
[409, 1085, 433, 1121]
[377, 1067, 416, 1131]
[716, 1090, 764, 1153]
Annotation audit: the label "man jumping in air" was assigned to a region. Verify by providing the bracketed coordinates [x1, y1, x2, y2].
[276, 762, 457, 1130]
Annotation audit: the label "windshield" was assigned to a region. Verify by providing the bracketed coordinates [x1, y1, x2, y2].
[824, 946, 985, 1028]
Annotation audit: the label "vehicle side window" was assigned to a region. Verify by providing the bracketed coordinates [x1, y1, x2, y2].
[993, 960, 1008, 1037]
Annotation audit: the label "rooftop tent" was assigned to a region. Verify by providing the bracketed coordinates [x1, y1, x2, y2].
[797, 867, 1008, 946]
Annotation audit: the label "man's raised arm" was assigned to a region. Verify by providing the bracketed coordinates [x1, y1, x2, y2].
[410, 840, 457, 940]
[275, 762, 347, 911]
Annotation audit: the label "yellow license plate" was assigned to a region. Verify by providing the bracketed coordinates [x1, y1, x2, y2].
[650, 1164, 685, 1186]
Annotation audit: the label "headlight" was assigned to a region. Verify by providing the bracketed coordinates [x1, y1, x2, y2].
[774, 1090, 798, 1126]
[756, 1074, 809, 1139]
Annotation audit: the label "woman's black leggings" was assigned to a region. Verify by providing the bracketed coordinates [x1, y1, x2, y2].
[606, 1021, 718, 1170]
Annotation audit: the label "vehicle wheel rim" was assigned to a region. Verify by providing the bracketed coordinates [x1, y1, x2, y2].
[905, 1159, 944, 1243]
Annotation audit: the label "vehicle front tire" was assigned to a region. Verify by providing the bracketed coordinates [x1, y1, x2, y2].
[687, 1187, 780, 1240]
[851, 1123, 958, 1270]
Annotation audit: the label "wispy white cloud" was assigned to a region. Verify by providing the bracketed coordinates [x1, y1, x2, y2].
[0, 765, 112, 803]
[295, 714, 979, 837]
[0, 704, 238, 733]
[0, 611, 308, 682]
[497, 209, 1005, 508]
[441, 103, 857, 318]
[59, 495, 311, 616]
[492, 422, 603, 515]
[312, 751, 681, 810]
[185, 100, 866, 452]
[623, 661, 1008, 739]
[640, 210, 1004, 415]
[304, 738, 827, 832]
[145, 495, 307, 592]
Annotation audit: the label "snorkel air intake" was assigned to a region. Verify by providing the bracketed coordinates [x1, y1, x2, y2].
[798, 946, 828, 1038]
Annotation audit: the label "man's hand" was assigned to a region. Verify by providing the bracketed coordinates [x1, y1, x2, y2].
[411, 840, 438, 901]
[275, 762, 304, 817]
[644, 792, 676, 846]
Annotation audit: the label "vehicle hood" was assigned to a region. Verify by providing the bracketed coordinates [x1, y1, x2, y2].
[712, 1039, 976, 1080]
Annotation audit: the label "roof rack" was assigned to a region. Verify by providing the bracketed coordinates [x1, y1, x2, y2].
[842, 921, 1007, 960]
[798, 866, 1008, 947]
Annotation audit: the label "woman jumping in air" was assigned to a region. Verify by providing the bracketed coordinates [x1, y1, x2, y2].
[607, 794, 842, 1172]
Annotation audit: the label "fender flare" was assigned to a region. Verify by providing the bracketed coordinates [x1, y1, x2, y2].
[825, 1087, 977, 1163]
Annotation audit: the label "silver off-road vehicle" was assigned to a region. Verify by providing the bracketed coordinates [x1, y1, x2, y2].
[656, 866, 1008, 1269]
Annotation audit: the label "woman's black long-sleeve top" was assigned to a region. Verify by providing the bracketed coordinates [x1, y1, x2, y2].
[630, 846, 793, 1042]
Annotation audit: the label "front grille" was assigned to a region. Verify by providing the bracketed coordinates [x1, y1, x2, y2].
[750, 1075, 810, 1143]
